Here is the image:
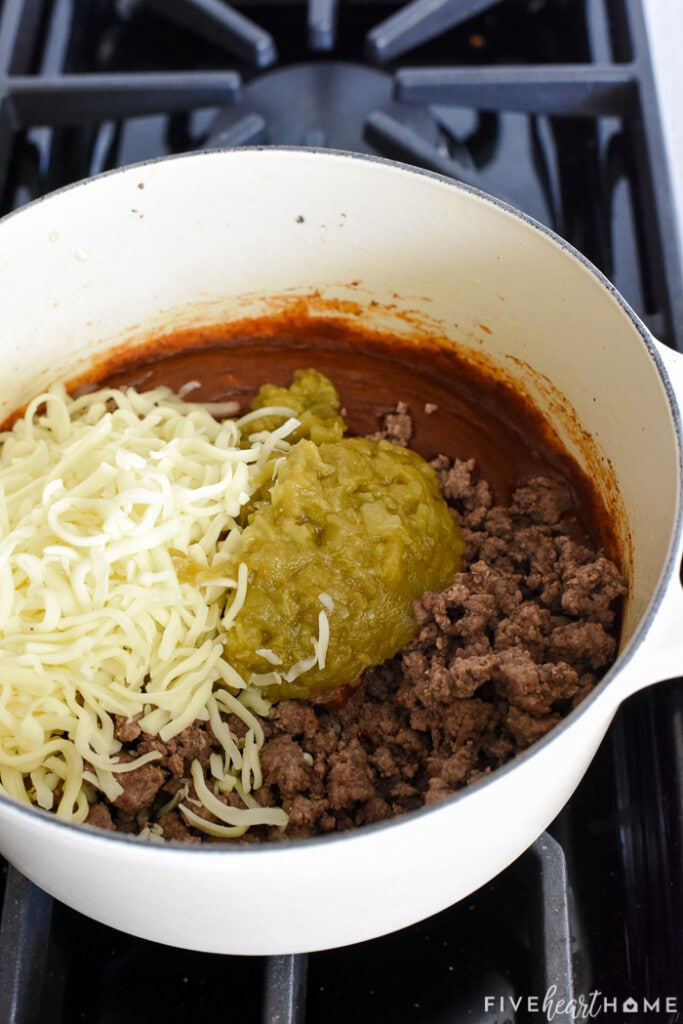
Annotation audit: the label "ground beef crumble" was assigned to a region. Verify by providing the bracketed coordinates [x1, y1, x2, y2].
[85, 407, 627, 841]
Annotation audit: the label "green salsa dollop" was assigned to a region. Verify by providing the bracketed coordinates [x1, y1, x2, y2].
[222, 370, 463, 698]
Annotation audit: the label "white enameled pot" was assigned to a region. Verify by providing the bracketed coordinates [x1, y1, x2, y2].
[0, 148, 682, 955]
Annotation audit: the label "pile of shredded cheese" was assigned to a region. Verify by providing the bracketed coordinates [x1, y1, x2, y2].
[0, 382, 327, 839]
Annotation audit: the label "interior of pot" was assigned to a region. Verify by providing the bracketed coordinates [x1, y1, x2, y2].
[0, 147, 679, 648]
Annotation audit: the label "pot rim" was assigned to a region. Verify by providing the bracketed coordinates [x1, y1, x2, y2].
[0, 145, 681, 856]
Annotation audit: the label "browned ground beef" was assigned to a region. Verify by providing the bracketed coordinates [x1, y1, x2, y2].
[85, 412, 626, 841]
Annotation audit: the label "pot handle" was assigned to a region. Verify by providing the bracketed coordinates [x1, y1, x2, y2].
[615, 337, 683, 699]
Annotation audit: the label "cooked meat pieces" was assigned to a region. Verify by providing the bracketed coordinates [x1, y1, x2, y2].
[112, 761, 166, 819]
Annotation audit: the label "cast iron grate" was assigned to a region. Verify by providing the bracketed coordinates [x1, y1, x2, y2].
[0, 833, 574, 1024]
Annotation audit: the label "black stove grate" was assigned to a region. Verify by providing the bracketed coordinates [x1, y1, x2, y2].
[0, 833, 575, 1024]
[0, 2, 682, 1022]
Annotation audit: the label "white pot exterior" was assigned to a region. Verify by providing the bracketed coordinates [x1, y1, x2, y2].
[0, 148, 681, 953]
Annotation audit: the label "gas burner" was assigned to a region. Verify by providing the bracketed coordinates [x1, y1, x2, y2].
[205, 60, 443, 154]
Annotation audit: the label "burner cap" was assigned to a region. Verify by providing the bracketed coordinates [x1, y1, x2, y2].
[206, 61, 440, 153]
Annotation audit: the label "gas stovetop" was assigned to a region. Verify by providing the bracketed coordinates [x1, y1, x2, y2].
[0, 2, 682, 1022]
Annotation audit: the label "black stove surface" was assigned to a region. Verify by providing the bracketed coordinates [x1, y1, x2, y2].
[0, 2, 682, 1022]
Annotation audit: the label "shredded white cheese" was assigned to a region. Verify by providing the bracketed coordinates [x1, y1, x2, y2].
[0, 383, 314, 837]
